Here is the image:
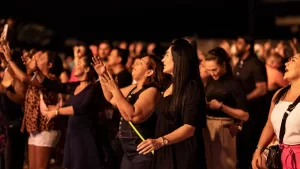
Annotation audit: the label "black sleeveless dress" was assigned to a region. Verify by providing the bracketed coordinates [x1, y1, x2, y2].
[118, 86, 156, 169]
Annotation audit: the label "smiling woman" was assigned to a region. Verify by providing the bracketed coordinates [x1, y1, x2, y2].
[203, 47, 248, 169]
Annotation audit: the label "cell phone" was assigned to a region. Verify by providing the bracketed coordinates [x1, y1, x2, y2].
[2, 24, 8, 40]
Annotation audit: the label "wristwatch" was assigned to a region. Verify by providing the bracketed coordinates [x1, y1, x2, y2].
[161, 136, 169, 146]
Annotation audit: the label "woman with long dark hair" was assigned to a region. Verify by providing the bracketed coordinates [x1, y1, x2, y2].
[0, 44, 63, 169]
[137, 39, 207, 169]
[203, 47, 249, 169]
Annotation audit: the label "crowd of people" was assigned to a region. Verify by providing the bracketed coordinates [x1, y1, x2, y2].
[0, 17, 299, 169]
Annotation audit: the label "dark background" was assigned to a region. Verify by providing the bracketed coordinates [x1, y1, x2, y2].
[2, 0, 300, 46]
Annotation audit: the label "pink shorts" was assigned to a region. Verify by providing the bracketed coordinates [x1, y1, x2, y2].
[281, 144, 300, 169]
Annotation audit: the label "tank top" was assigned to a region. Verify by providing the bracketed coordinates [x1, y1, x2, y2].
[119, 86, 156, 139]
[271, 101, 300, 145]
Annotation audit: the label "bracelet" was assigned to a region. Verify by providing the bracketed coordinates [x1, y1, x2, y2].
[7, 60, 13, 64]
[161, 136, 169, 146]
[256, 146, 264, 151]
[55, 108, 59, 116]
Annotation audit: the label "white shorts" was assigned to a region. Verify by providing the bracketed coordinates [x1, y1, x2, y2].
[28, 130, 61, 148]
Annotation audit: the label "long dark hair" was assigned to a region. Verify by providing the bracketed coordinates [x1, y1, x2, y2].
[44, 51, 63, 77]
[206, 47, 232, 75]
[168, 39, 206, 126]
[81, 46, 98, 82]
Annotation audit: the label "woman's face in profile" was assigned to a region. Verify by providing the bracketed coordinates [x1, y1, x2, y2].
[162, 47, 174, 75]
[284, 54, 300, 81]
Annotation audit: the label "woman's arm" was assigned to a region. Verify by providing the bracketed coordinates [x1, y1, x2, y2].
[254, 103, 276, 150]
[137, 86, 201, 154]
[251, 90, 279, 169]
[0, 45, 41, 87]
[7, 60, 39, 85]
[208, 99, 249, 121]
[100, 80, 114, 103]
[58, 85, 95, 115]
[3, 78, 26, 105]
[220, 80, 250, 121]
[100, 81, 133, 105]
[220, 104, 249, 121]
[160, 124, 195, 145]
[112, 87, 159, 123]
[43, 84, 97, 121]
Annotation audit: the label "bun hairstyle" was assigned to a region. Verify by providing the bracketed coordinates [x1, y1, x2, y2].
[206, 47, 232, 74]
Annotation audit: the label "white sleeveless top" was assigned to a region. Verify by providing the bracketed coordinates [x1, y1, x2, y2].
[271, 101, 300, 145]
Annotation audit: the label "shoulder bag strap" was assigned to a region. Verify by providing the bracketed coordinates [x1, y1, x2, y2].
[279, 95, 300, 143]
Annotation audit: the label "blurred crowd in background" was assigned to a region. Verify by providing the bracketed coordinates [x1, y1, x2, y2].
[0, 15, 299, 169]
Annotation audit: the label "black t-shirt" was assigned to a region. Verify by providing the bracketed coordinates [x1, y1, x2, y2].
[233, 54, 268, 124]
[205, 73, 248, 118]
[233, 55, 267, 95]
[154, 83, 207, 169]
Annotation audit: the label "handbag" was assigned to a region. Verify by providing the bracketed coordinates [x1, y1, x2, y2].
[266, 95, 300, 169]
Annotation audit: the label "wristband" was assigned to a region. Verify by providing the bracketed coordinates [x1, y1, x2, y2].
[55, 108, 59, 116]
[7, 60, 13, 64]
[256, 146, 264, 151]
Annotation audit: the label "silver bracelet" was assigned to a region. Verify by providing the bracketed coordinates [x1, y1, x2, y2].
[256, 146, 264, 151]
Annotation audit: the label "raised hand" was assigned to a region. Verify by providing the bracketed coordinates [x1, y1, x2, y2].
[73, 46, 80, 58]
[22, 51, 42, 71]
[100, 70, 118, 93]
[0, 43, 12, 61]
[21, 52, 37, 71]
[92, 55, 106, 76]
